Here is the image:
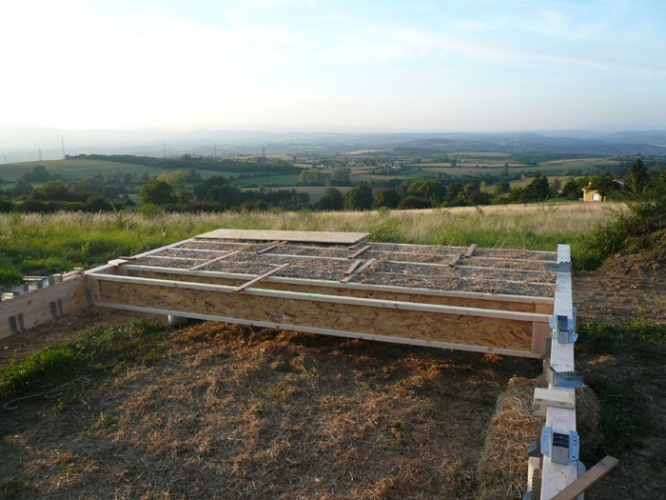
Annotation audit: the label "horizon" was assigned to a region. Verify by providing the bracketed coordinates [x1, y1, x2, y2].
[2, 0, 666, 133]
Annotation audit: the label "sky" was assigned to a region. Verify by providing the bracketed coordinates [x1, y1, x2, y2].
[1, 0, 665, 133]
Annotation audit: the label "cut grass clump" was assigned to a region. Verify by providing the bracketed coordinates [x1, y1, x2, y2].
[0, 320, 166, 403]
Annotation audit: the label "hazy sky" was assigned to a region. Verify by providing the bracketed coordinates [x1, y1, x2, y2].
[2, 0, 665, 132]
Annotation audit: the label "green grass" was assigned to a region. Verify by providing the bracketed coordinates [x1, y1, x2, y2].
[0, 202, 615, 284]
[0, 320, 166, 402]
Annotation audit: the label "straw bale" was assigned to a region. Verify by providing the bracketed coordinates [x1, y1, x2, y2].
[476, 376, 540, 499]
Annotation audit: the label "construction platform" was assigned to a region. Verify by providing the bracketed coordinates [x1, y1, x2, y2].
[83, 229, 560, 358]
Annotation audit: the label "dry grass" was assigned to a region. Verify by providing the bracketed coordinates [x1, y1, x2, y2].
[0, 322, 540, 498]
[476, 377, 540, 499]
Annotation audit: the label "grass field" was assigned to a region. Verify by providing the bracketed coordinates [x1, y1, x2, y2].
[0, 202, 621, 284]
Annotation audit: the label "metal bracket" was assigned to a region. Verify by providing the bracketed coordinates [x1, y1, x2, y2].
[549, 367, 585, 389]
[541, 427, 580, 464]
[550, 313, 578, 344]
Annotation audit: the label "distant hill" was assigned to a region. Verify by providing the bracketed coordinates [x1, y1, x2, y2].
[1, 125, 665, 161]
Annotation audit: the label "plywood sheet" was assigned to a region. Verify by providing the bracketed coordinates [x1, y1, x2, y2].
[96, 280, 537, 353]
[196, 229, 369, 245]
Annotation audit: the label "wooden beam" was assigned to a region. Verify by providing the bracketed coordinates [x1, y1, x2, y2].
[348, 244, 372, 259]
[465, 244, 477, 257]
[340, 259, 376, 283]
[344, 260, 363, 276]
[256, 241, 287, 254]
[541, 244, 578, 500]
[189, 250, 241, 271]
[234, 264, 290, 292]
[448, 252, 464, 267]
[550, 456, 619, 500]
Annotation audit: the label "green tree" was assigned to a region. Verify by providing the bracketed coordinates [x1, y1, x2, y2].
[11, 178, 34, 197]
[524, 176, 550, 202]
[140, 179, 176, 205]
[343, 184, 373, 211]
[406, 179, 446, 206]
[22, 165, 52, 183]
[315, 188, 344, 211]
[330, 167, 351, 186]
[372, 188, 401, 209]
[194, 176, 242, 209]
[299, 167, 330, 186]
[627, 157, 649, 196]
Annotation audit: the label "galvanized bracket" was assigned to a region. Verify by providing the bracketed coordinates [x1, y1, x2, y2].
[548, 367, 585, 389]
[541, 427, 580, 464]
[550, 312, 578, 344]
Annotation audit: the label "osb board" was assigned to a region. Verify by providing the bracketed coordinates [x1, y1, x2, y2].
[96, 280, 536, 353]
[196, 229, 369, 245]
[123, 268, 554, 315]
[0, 274, 88, 339]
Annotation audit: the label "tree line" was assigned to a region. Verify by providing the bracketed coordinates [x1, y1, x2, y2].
[0, 157, 662, 214]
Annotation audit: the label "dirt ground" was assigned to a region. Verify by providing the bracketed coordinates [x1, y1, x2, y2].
[1, 257, 665, 498]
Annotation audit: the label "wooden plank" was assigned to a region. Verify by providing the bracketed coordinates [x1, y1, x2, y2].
[550, 456, 619, 500]
[256, 241, 287, 254]
[234, 264, 290, 292]
[348, 244, 372, 259]
[448, 252, 464, 267]
[465, 244, 477, 257]
[0, 271, 89, 340]
[197, 229, 369, 245]
[344, 260, 363, 276]
[340, 259, 376, 283]
[94, 279, 540, 353]
[189, 250, 241, 271]
[532, 321, 552, 355]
